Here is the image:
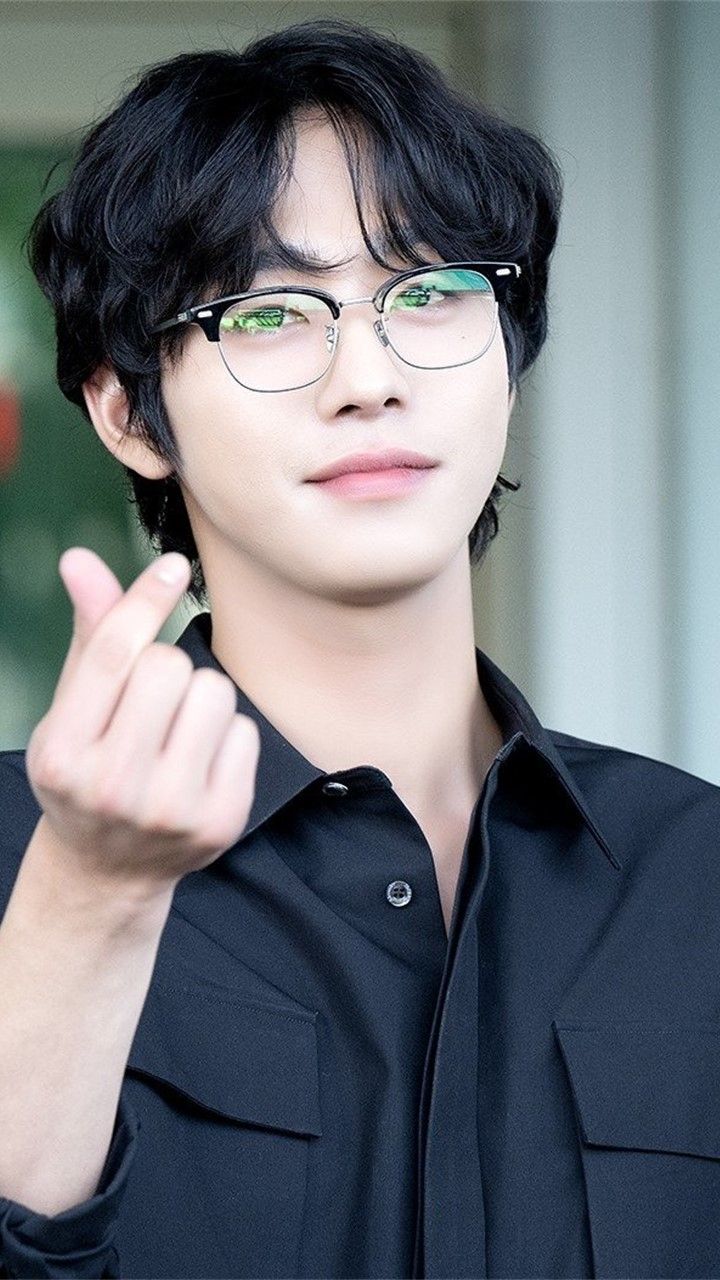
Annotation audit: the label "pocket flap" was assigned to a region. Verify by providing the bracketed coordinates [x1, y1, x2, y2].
[553, 1021, 720, 1158]
[127, 980, 323, 1137]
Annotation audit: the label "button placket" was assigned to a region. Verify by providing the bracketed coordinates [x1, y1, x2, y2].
[321, 780, 414, 914]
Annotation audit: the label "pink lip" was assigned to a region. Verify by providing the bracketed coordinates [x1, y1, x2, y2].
[311, 466, 435, 499]
[306, 449, 439, 482]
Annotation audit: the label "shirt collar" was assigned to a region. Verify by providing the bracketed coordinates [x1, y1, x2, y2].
[174, 611, 620, 870]
[474, 647, 621, 870]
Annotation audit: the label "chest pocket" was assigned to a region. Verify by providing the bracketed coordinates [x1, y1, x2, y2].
[116, 980, 322, 1280]
[553, 1020, 720, 1280]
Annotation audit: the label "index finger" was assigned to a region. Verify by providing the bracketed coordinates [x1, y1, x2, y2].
[50, 552, 192, 749]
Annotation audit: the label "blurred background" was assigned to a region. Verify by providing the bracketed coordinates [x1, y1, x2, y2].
[0, 0, 718, 783]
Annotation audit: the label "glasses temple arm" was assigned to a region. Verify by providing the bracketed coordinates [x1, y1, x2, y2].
[151, 310, 194, 334]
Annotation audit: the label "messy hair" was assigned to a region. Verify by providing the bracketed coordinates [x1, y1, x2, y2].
[26, 17, 563, 607]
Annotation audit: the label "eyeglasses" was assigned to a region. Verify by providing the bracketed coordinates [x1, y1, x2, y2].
[149, 260, 522, 394]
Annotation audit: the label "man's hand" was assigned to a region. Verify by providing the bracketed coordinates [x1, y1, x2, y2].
[25, 547, 260, 897]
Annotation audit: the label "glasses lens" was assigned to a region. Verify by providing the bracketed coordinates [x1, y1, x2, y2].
[382, 268, 497, 368]
[218, 291, 335, 391]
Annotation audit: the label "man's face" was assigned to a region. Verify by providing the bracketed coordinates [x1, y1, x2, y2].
[158, 112, 514, 605]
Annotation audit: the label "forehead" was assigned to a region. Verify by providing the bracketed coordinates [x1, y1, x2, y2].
[256, 116, 434, 278]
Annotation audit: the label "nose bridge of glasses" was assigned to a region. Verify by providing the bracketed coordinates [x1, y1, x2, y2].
[332, 295, 389, 353]
[336, 294, 381, 311]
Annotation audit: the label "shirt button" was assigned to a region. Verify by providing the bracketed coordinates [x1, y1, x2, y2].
[386, 880, 413, 908]
[322, 781, 349, 796]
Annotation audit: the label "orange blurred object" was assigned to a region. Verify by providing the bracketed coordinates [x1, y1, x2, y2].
[0, 378, 21, 477]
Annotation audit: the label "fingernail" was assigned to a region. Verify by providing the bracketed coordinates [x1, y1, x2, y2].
[155, 554, 188, 584]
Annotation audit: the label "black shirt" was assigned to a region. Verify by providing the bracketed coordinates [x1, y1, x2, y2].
[1, 610, 720, 1280]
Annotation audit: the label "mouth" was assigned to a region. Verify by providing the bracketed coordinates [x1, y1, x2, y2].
[305, 449, 439, 483]
[308, 465, 437, 500]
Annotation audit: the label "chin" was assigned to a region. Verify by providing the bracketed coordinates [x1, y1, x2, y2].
[310, 553, 448, 598]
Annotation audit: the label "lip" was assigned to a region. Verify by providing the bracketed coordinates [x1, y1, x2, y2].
[306, 448, 439, 483]
[309, 466, 436, 500]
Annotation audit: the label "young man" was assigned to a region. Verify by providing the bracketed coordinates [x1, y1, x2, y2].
[1, 17, 719, 1280]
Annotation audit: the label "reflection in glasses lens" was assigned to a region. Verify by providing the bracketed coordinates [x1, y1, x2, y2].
[382, 269, 496, 371]
[218, 292, 334, 392]
[217, 269, 497, 392]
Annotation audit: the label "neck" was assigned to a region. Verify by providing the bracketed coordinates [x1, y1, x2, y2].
[203, 544, 506, 819]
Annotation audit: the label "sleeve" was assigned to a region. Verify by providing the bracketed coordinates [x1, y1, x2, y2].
[0, 1091, 140, 1279]
[0, 753, 141, 1278]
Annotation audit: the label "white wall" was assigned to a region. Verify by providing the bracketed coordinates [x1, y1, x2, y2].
[663, 2, 720, 782]
[474, 0, 720, 784]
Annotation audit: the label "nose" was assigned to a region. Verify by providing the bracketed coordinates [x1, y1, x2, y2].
[317, 301, 408, 410]
[319, 299, 386, 360]
[330, 299, 392, 359]
[328, 304, 399, 377]
[322, 312, 388, 357]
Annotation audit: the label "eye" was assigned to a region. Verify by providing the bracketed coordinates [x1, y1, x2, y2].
[392, 284, 451, 309]
[220, 306, 307, 334]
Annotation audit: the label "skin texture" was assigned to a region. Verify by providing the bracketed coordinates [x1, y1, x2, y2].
[82, 109, 517, 917]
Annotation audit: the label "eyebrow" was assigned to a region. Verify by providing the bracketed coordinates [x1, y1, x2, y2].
[253, 226, 428, 276]
[252, 246, 350, 274]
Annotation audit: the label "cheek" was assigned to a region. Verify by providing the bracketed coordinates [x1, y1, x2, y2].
[443, 360, 509, 469]
[160, 347, 224, 452]
[161, 357, 272, 491]
[164, 399, 297, 555]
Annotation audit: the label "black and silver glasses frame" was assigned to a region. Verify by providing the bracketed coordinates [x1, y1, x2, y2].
[148, 260, 522, 392]
[150, 261, 522, 340]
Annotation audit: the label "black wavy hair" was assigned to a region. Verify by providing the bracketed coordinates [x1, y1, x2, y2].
[25, 17, 563, 607]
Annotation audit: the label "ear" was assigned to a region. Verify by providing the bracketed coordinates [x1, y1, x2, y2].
[81, 363, 174, 481]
